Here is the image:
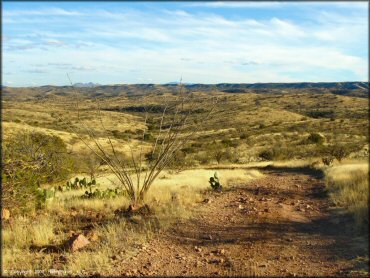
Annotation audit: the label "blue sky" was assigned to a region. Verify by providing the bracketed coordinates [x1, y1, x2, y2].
[2, 1, 368, 86]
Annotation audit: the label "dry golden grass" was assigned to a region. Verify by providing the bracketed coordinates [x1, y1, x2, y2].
[2, 216, 57, 275]
[65, 220, 150, 275]
[2, 168, 264, 275]
[325, 162, 369, 230]
[2, 121, 148, 154]
[2, 216, 56, 249]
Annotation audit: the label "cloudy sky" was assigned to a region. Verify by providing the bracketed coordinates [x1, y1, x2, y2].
[2, 1, 368, 86]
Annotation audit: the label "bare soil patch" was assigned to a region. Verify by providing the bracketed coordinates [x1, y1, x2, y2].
[113, 168, 368, 277]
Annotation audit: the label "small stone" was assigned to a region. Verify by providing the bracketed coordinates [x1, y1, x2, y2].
[203, 198, 211, 204]
[259, 264, 267, 267]
[1, 209, 10, 220]
[70, 211, 77, 217]
[209, 258, 224, 264]
[264, 208, 269, 212]
[68, 234, 90, 252]
[238, 204, 244, 209]
[286, 238, 293, 242]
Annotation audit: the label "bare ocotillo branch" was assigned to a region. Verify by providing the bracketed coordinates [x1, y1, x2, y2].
[61, 77, 217, 205]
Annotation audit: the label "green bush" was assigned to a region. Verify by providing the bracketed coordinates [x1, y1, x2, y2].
[258, 147, 295, 161]
[143, 133, 154, 141]
[259, 150, 273, 160]
[240, 133, 249, 140]
[323, 143, 362, 162]
[307, 132, 325, 144]
[2, 132, 73, 214]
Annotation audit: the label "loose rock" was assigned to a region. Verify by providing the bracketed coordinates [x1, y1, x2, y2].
[68, 234, 90, 252]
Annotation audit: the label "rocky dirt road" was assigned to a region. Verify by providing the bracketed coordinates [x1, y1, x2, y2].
[115, 167, 368, 277]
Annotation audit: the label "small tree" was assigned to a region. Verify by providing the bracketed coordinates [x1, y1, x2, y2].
[331, 146, 347, 163]
[2, 132, 73, 214]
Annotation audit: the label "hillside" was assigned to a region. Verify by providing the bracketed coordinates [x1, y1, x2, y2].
[2, 82, 368, 101]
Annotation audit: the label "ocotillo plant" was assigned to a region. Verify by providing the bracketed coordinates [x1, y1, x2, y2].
[57, 76, 218, 205]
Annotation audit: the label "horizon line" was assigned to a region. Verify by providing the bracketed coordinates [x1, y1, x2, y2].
[3, 80, 368, 88]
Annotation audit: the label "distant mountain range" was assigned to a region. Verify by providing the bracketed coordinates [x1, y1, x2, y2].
[3, 81, 368, 90]
[185, 82, 368, 91]
[73, 82, 101, 87]
[2, 81, 368, 100]
[76, 81, 368, 90]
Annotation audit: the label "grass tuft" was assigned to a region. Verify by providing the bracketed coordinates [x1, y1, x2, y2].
[325, 163, 369, 231]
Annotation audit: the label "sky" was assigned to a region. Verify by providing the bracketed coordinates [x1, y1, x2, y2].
[2, 1, 369, 86]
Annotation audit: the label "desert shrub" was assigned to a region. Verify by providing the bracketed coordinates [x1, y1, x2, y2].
[258, 149, 273, 160]
[320, 143, 362, 163]
[329, 144, 361, 162]
[111, 130, 129, 140]
[2, 132, 73, 214]
[240, 133, 249, 140]
[181, 146, 196, 154]
[306, 132, 325, 144]
[322, 156, 334, 166]
[206, 142, 231, 164]
[223, 148, 241, 163]
[143, 132, 154, 141]
[221, 138, 239, 148]
[306, 109, 335, 119]
[194, 152, 211, 165]
[221, 138, 232, 146]
[258, 147, 294, 161]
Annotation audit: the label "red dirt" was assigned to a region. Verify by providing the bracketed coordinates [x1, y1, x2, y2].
[113, 168, 369, 276]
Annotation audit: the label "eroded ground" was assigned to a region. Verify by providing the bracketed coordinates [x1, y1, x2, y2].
[113, 168, 369, 277]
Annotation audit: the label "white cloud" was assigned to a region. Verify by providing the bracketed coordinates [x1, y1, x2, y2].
[4, 8, 84, 17]
[185, 2, 282, 9]
[3, 3, 368, 85]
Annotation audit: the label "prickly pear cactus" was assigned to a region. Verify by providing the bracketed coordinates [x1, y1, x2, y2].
[209, 172, 222, 191]
[58, 177, 99, 192]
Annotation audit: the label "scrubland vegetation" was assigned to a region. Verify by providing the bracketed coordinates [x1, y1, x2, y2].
[1, 84, 368, 276]
[325, 163, 369, 231]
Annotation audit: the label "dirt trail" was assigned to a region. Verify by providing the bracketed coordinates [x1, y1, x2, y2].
[116, 168, 368, 277]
